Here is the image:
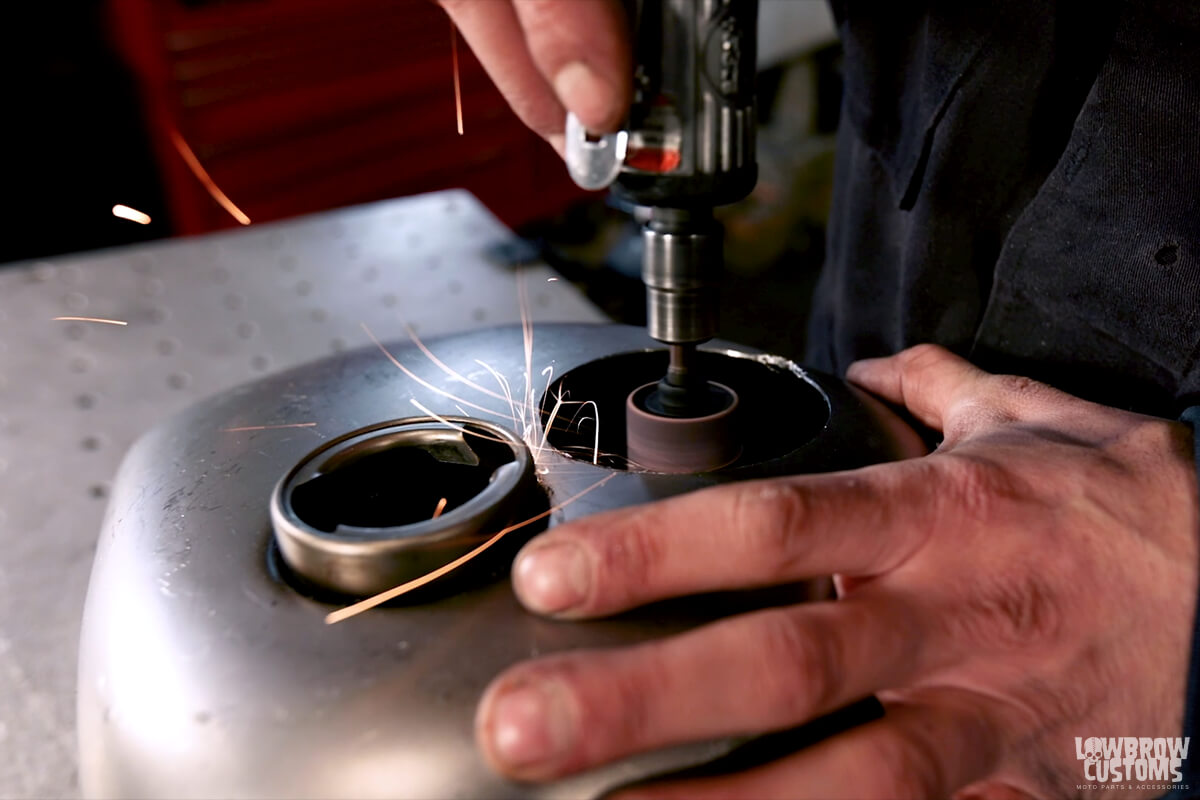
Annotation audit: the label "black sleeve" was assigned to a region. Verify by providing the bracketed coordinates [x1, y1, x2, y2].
[1164, 406, 1200, 799]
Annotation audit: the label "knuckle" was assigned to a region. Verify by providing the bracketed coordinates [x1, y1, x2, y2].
[940, 455, 995, 521]
[516, 0, 590, 63]
[956, 572, 1062, 648]
[1126, 417, 1192, 470]
[731, 481, 811, 576]
[515, 0, 557, 33]
[605, 647, 672, 747]
[517, 0, 559, 16]
[945, 399, 1016, 438]
[753, 610, 842, 718]
[864, 732, 942, 800]
[591, 510, 665, 598]
[898, 343, 951, 371]
[547, 645, 672, 760]
[939, 454, 1022, 522]
[986, 373, 1050, 409]
[896, 344, 957, 413]
[896, 343, 954, 387]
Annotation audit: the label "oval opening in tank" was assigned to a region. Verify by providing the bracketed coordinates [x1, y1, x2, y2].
[270, 417, 538, 598]
[289, 425, 520, 534]
[540, 349, 830, 471]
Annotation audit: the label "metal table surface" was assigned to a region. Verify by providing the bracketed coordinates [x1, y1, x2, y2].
[0, 190, 606, 799]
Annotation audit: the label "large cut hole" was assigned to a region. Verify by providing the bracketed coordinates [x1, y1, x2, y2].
[289, 429, 518, 533]
[541, 350, 829, 471]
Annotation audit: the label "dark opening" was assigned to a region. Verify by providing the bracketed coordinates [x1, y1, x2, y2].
[289, 431, 517, 533]
[541, 350, 829, 471]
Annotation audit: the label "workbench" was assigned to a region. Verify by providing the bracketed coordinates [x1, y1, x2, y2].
[0, 191, 605, 798]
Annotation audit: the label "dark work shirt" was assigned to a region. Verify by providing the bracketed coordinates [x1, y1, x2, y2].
[806, 0, 1200, 418]
[806, 2, 1200, 797]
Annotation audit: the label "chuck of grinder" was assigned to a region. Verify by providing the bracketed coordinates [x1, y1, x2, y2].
[643, 208, 721, 349]
[642, 207, 723, 415]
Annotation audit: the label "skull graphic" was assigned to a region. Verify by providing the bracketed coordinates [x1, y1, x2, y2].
[1083, 737, 1104, 766]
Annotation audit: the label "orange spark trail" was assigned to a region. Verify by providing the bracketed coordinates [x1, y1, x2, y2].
[221, 422, 318, 432]
[409, 399, 519, 447]
[169, 128, 252, 225]
[451, 19, 464, 135]
[432, 497, 448, 519]
[361, 323, 516, 423]
[518, 272, 535, 434]
[404, 323, 511, 406]
[112, 204, 152, 225]
[325, 473, 616, 624]
[52, 316, 128, 326]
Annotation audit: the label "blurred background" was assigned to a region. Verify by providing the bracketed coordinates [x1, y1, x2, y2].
[5, 0, 842, 357]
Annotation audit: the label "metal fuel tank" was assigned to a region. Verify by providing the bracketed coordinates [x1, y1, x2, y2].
[78, 323, 924, 799]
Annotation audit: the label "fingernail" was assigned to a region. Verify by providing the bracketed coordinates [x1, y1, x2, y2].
[553, 61, 614, 130]
[514, 541, 589, 615]
[490, 683, 572, 770]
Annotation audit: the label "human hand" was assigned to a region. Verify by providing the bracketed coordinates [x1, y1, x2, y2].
[439, 0, 631, 153]
[475, 344, 1200, 798]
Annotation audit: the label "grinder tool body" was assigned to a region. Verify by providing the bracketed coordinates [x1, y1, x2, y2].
[566, 0, 759, 421]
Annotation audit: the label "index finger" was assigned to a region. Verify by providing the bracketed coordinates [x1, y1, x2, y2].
[512, 459, 940, 619]
[440, 0, 630, 141]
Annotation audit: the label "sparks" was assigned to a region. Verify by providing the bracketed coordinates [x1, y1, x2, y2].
[409, 399, 518, 446]
[451, 19, 464, 135]
[112, 204, 152, 225]
[404, 323, 512, 407]
[323, 273, 618, 626]
[432, 497, 448, 519]
[571, 400, 601, 465]
[361, 323, 517, 423]
[518, 274, 535, 440]
[474, 358, 518, 422]
[388, 275, 584, 454]
[169, 128, 252, 225]
[324, 473, 615, 624]
[52, 316, 128, 326]
[220, 422, 318, 432]
[537, 387, 567, 463]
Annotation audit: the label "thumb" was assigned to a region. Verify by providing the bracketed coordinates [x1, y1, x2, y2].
[846, 344, 991, 433]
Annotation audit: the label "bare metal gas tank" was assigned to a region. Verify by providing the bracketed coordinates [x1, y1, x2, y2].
[77, 323, 923, 799]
